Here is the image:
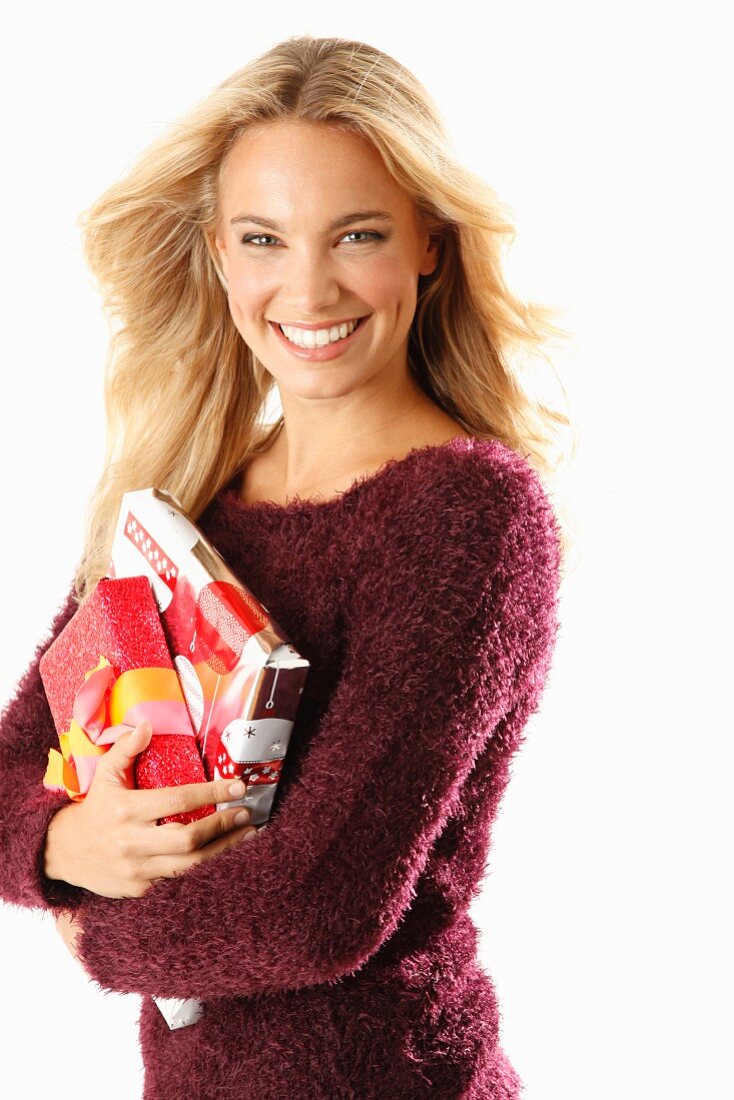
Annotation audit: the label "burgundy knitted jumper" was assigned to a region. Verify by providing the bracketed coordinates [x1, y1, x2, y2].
[0, 435, 562, 1099]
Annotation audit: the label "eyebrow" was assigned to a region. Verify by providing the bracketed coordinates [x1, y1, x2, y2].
[229, 209, 395, 231]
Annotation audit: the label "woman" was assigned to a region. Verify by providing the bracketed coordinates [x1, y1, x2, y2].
[0, 35, 572, 1099]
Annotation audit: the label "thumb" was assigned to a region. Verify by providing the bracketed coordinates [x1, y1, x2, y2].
[99, 721, 154, 788]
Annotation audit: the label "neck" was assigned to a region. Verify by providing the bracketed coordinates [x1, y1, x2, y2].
[268, 387, 456, 497]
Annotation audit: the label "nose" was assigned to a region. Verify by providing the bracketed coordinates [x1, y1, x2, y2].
[281, 247, 341, 317]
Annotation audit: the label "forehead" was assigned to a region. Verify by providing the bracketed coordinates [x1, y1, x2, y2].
[218, 120, 411, 214]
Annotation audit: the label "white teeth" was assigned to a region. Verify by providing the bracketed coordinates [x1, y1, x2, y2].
[279, 318, 359, 348]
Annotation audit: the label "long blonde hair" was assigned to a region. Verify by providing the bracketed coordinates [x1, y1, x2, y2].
[73, 34, 576, 606]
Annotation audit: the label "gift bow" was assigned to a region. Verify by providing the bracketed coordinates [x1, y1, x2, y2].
[43, 655, 194, 801]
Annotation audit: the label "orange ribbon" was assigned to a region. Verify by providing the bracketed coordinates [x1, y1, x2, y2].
[43, 655, 194, 801]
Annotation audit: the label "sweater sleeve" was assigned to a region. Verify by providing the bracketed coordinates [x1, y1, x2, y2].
[0, 578, 90, 913]
[73, 455, 563, 1001]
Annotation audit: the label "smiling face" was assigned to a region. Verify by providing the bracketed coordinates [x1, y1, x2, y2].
[213, 119, 440, 402]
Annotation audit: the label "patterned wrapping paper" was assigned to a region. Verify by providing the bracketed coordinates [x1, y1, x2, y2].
[39, 575, 213, 826]
[109, 488, 310, 827]
[108, 487, 310, 1030]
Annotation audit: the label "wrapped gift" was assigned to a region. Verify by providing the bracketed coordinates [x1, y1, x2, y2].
[109, 487, 310, 827]
[40, 573, 218, 1033]
[107, 487, 310, 1032]
[39, 575, 213, 827]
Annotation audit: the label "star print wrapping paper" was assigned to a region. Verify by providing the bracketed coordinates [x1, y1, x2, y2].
[39, 575, 213, 826]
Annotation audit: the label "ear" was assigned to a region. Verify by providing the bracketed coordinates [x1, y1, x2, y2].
[208, 226, 230, 287]
[418, 231, 442, 278]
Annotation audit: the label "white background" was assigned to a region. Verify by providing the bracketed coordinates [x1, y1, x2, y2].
[1, 2, 730, 1098]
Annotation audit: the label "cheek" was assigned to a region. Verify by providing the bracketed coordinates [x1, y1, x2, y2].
[359, 257, 417, 313]
[227, 268, 270, 330]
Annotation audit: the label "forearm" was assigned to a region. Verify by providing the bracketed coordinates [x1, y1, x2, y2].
[75, 829, 320, 1000]
[0, 777, 87, 911]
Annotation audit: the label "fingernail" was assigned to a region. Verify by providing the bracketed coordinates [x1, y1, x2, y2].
[233, 810, 250, 825]
[243, 828, 258, 841]
[228, 781, 246, 797]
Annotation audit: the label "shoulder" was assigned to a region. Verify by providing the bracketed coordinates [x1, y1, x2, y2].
[448, 437, 562, 570]
[348, 436, 562, 606]
[364, 436, 559, 564]
[420, 435, 555, 518]
[344, 438, 562, 690]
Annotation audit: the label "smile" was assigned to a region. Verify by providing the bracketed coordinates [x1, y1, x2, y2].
[279, 318, 361, 347]
[269, 316, 369, 361]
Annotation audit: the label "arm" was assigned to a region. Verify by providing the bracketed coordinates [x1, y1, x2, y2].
[74, 457, 563, 1001]
[0, 579, 90, 912]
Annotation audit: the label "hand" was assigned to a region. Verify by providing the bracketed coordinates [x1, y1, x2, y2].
[43, 720, 259, 900]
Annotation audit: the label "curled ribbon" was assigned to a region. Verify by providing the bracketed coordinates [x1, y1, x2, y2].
[43, 655, 194, 801]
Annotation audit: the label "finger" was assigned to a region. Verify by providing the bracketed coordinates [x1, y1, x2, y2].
[126, 775, 250, 825]
[143, 824, 258, 884]
[97, 722, 154, 788]
[147, 804, 254, 857]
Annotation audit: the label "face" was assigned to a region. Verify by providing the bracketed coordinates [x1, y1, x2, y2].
[213, 119, 440, 401]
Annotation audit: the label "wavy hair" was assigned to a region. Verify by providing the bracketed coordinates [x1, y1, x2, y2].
[72, 34, 577, 606]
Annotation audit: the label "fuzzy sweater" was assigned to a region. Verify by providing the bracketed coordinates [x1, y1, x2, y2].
[0, 436, 562, 1099]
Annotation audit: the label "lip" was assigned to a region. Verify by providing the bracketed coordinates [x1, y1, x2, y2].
[273, 316, 365, 330]
[270, 316, 369, 361]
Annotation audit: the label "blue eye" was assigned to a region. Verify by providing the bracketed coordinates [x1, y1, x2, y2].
[241, 234, 278, 247]
[240, 230, 385, 247]
[341, 231, 384, 243]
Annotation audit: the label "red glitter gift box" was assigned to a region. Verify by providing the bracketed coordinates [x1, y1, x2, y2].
[39, 575, 214, 826]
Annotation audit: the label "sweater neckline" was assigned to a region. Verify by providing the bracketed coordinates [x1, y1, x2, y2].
[218, 433, 476, 518]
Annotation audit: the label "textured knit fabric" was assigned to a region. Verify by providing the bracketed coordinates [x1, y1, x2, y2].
[0, 435, 562, 1099]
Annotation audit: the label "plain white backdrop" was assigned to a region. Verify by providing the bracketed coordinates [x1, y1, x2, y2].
[1, 2, 730, 1097]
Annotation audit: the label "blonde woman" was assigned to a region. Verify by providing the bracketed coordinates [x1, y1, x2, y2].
[0, 35, 573, 1099]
